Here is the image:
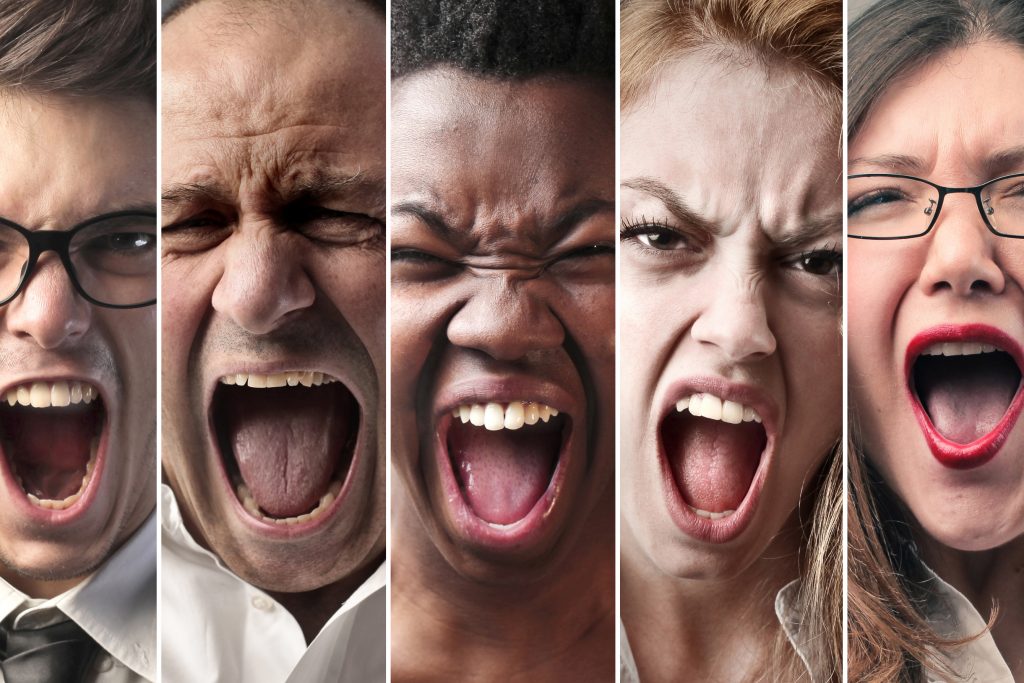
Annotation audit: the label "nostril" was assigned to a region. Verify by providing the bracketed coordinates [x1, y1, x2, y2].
[970, 279, 992, 292]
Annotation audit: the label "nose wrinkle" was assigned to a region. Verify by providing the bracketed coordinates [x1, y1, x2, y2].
[691, 273, 776, 361]
[212, 236, 315, 334]
[447, 273, 563, 358]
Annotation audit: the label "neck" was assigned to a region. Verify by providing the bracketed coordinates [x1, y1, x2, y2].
[919, 535, 1024, 679]
[620, 520, 803, 682]
[1, 573, 83, 600]
[391, 487, 614, 682]
[268, 551, 383, 644]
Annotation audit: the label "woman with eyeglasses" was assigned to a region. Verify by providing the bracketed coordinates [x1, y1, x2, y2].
[619, 0, 842, 679]
[848, 0, 1024, 679]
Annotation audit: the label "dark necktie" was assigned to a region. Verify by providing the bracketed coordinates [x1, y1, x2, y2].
[0, 617, 100, 683]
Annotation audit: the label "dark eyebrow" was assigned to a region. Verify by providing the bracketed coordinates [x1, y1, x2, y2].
[551, 197, 615, 236]
[848, 153, 927, 175]
[770, 214, 842, 248]
[390, 201, 457, 240]
[984, 145, 1024, 178]
[622, 176, 720, 235]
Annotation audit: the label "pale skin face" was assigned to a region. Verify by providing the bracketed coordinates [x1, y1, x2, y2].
[161, 0, 385, 595]
[850, 42, 1024, 554]
[0, 94, 156, 598]
[621, 53, 842, 585]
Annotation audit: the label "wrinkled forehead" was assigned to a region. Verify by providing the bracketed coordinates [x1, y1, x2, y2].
[391, 69, 614, 228]
[0, 92, 155, 228]
[162, 0, 384, 138]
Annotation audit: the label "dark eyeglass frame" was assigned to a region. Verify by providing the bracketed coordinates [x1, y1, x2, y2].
[0, 210, 157, 308]
[848, 172, 1024, 240]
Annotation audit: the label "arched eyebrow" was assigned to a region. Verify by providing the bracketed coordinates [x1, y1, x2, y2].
[622, 176, 720, 235]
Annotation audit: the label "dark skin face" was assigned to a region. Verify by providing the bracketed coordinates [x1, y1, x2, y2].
[161, 0, 385, 638]
[390, 69, 615, 585]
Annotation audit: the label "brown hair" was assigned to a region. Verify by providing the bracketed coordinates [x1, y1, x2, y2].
[0, 0, 154, 99]
[848, 1, 1021, 679]
[621, 1, 843, 680]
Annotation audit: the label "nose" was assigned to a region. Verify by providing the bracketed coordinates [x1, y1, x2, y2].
[5, 256, 91, 349]
[446, 275, 564, 360]
[690, 268, 776, 362]
[919, 196, 1005, 296]
[211, 227, 315, 334]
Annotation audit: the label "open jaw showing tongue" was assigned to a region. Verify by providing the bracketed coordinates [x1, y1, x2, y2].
[662, 394, 767, 517]
[913, 345, 1023, 444]
[0, 381, 104, 510]
[447, 401, 565, 525]
[214, 372, 358, 523]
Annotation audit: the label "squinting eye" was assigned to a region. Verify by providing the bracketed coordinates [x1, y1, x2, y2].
[621, 224, 693, 251]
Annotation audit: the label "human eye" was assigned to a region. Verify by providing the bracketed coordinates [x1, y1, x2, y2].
[783, 245, 843, 277]
[288, 205, 384, 248]
[162, 211, 232, 253]
[619, 217, 699, 252]
[847, 187, 910, 217]
[390, 247, 461, 282]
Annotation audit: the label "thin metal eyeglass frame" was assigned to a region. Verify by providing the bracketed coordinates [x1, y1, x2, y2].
[0, 210, 157, 308]
[848, 172, 1024, 240]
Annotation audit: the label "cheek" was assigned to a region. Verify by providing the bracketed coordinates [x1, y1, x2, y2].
[161, 257, 218, 366]
[389, 285, 448, 400]
[315, 253, 385, 375]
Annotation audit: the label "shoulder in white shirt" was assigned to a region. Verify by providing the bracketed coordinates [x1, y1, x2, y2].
[160, 485, 385, 683]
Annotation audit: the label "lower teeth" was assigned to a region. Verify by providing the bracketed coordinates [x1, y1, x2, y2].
[235, 479, 343, 525]
[688, 505, 735, 520]
[17, 441, 98, 511]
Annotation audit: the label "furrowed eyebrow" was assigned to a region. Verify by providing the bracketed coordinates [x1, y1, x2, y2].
[390, 201, 458, 241]
[984, 145, 1024, 178]
[283, 170, 385, 213]
[848, 153, 927, 175]
[771, 215, 842, 248]
[622, 176, 720, 235]
[161, 180, 233, 210]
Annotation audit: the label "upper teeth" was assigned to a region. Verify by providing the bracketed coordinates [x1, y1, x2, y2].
[5, 381, 97, 408]
[921, 342, 999, 357]
[451, 401, 560, 431]
[676, 393, 761, 424]
[219, 372, 337, 388]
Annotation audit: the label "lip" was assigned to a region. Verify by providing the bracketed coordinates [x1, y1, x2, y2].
[657, 376, 779, 544]
[205, 359, 368, 538]
[0, 375, 111, 525]
[905, 324, 1024, 469]
[431, 376, 581, 551]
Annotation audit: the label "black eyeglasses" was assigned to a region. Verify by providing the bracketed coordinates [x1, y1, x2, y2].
[0, 211, 156, 308]
[848, 173, 1024, 240]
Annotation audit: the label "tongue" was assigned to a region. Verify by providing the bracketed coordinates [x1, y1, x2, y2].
[7, 408, 95, 500]
[664, 414, 765, 513]
[448, 419, 562, 525]
[917, 355, 1020, 444]
[222, 386, 354, 518]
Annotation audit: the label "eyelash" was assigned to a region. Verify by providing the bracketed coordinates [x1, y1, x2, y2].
[784, 242, 843, 277]
[619, 216, 696, 252]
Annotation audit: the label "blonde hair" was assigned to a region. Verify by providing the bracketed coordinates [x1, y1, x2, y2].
[620, 1, 842, 679]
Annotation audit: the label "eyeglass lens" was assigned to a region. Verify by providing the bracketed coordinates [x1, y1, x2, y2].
[0, 215, 156, 306]
[848, 175, 1024, 238]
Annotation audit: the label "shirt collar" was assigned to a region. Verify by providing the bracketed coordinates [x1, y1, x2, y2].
[161, 483, 385, 620]
[0, 512, 156, 680]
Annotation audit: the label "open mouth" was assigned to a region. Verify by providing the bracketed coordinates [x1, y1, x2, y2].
[661, 392, 768, 530]
[908, 331, 1024, 468]
[212, 371, 359, 526]
[0, 381, 105, 511]
[446, 401, 568, 526]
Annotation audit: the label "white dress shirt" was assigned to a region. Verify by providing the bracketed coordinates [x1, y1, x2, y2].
[160, 485, 386, 683]
[0, 512, 156, 682]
